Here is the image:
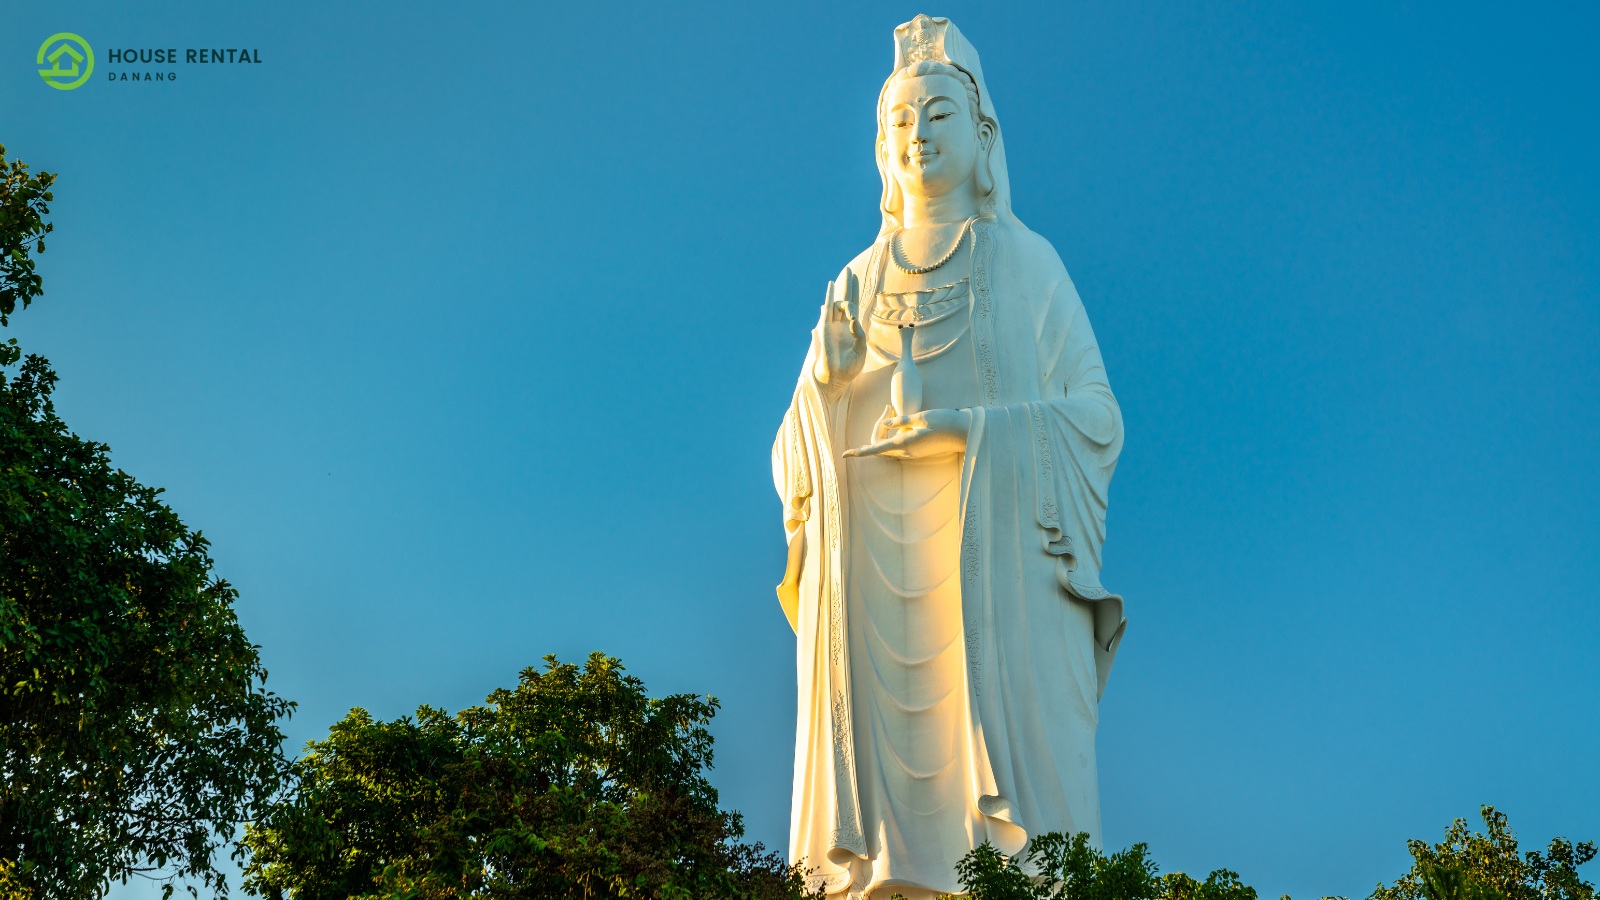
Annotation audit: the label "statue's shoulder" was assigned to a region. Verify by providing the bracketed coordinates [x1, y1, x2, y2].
[991, 221, 1069, 284]
[985, 221, 1079, 324]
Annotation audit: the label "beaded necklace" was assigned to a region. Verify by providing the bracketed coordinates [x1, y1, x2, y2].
[889, 217, 976, 275]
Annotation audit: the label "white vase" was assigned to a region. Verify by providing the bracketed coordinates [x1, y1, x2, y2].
[890, 325, 921, 417]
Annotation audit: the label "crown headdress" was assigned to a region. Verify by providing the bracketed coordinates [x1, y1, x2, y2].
[904, 14, 945, 63]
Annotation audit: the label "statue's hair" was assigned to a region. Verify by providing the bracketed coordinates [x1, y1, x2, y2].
[876, 59, 998, 230]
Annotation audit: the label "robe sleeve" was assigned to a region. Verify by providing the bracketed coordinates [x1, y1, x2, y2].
[773, 376, 815, 634]
[771, 290, 851, 636]
[1025, 276, 1127, 667]
[773, 366, 816, 539]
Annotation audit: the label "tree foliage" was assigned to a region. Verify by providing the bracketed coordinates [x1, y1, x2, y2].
[1370, 806, 1596, 900]
[915, 831, 1254, 900]
[242, 652, 820, 900]
[0, 144, 54, 325]
[934, 807, 1593, 896]
[931, 807, 1593, 900]
[0, 144, 294, 898]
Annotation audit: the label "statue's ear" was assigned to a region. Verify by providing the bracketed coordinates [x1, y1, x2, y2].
[977, 120, 997, 196]
[879, 139, 904, 220]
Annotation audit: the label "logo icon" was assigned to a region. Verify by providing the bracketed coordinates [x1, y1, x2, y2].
[37, 33, 94, 90]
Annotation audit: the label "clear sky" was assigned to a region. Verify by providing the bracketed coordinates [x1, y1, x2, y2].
[6, 1, 1598, 897]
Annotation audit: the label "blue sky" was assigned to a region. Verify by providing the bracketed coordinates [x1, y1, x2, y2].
[5, 1, 1598, 897]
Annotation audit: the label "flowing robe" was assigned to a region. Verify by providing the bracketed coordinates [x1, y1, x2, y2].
[774, 218, 1126, 898]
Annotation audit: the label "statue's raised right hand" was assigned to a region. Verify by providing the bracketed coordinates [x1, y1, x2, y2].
[813, 270, 866, 386]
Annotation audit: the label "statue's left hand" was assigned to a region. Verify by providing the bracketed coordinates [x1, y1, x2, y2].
[844, 408, 972, 460]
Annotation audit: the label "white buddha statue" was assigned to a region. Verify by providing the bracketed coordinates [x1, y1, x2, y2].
[772, 15, 1129, 899]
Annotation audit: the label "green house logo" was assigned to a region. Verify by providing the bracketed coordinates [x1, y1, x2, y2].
[37, 33, 94, 90]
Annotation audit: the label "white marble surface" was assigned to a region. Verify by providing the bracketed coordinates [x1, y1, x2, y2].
[773, 16, 1129, 899]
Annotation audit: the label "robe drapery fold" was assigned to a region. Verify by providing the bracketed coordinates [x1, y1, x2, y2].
[774, 218, 1125, 896]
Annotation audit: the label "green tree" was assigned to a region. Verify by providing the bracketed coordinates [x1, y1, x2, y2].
[0, 144, 294, 899]
[1159, 868, 1260, 900]
[0, 144, 54, 326]
[242, 652, 821, 900]
[1369, 806, 1597, 900]
[917, 831, 1256, 900]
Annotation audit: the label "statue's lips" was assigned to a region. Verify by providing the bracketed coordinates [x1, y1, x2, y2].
[908, 150, 940, 165]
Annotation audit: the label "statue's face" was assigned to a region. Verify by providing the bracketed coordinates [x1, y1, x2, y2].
[883, 72, 983, 202]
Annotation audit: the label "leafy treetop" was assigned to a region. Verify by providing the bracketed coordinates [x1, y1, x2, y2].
[242, 652, 820, 900]
[0, 144, 54, 325]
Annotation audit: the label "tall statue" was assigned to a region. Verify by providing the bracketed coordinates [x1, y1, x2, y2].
[771, 15, 1128, 899]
